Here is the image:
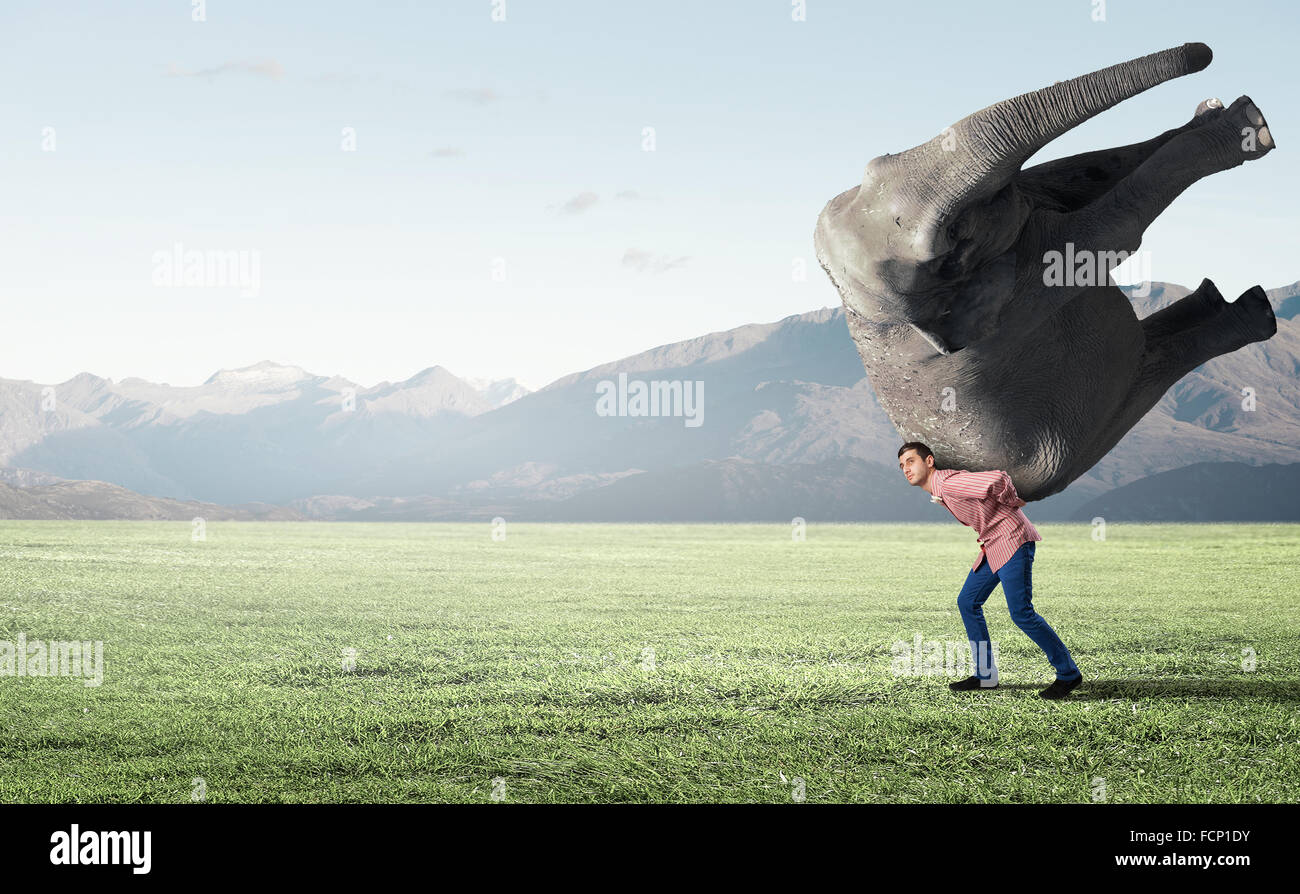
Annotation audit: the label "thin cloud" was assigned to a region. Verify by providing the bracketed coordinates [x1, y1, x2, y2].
[621, 248, 690, 275]
[444, 87, 500, 105]
[430, 147, 466, 158]
[560, 192, 599, 215]
[166, 59, 285, 80]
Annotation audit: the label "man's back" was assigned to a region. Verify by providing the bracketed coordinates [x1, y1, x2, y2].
[929, 468, 1042, 573]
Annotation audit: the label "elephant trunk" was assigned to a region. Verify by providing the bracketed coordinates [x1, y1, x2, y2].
[957, 43, 1211, 183]
[868, 43, 1212, 229]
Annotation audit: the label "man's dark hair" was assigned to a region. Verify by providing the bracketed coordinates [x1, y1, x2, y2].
[897, 441, 933, 462]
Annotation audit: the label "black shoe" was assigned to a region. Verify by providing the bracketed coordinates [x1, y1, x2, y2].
[1039, 673, 1083, 700]
[949, 675, 998, 691]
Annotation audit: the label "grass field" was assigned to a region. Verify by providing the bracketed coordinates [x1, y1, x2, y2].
[1, 520, 1297, 803]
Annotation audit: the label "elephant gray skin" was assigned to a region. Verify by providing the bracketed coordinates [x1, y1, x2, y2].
[813, 43, 1277, 501]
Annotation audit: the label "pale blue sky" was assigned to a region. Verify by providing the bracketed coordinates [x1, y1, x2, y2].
[1, 0, 1296, 389]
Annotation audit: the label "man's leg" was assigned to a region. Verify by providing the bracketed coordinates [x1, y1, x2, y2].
[956, 555, 1002, 686]
[998, 542, 1082, 682]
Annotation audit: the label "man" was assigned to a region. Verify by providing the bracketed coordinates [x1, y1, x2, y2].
[898, 441, 1083, 700]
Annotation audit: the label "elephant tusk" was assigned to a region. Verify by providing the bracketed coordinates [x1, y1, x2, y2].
[908, 322, 953, 355]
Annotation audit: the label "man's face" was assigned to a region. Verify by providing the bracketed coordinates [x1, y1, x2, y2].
[899, 449, 932, 487]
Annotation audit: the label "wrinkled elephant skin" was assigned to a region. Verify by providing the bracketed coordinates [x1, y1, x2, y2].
[814, 43, 1278, 500]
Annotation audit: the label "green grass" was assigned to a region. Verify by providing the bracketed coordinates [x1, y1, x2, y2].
[1, 520, 1297, 803]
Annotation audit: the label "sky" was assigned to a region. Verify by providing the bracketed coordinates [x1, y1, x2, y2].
[1, 0, 1297, 390]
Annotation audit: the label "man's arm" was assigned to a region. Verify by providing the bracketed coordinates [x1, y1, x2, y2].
[940, 470, 1027, 508]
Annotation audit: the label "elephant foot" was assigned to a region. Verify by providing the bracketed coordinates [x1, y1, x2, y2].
[1143, 282, 1275, 376]
[1140, 278, 1275, 346]
[1173, 94, 1272, 172]
[1223, 285, 1278, 343]
[1194, 97, 1223, 117]
[1221, 95, 1274, 158]
[1183, 276, 1227, 316]
[1138, 278, 1223, 340]
[1167, 97, 1226, 142]
[1185, 280, 1276, 344]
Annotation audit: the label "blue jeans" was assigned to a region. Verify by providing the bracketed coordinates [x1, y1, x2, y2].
[957, 541, 1080, 682]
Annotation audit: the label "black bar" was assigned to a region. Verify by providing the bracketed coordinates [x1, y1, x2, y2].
[0, 803, 1287, 880]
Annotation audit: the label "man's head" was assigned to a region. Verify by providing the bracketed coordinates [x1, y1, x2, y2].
[898, 441, 936, 488]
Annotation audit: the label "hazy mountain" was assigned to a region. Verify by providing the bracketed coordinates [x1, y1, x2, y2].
[0, 467, 65, 487]
[3, 281, 1300, 520]
[466, 377, 531, 409]
[1071, 461, 1300, 521]
[347, 307, 894, 499]
[0, 479, 300, 521]
[1, 361, 496, 503]
[1267, 281, 1300, 320]
[536, 456, 940, 522]
[343, 289, 1300, 520]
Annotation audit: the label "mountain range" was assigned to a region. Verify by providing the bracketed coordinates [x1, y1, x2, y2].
[2, 280, 1299, 521]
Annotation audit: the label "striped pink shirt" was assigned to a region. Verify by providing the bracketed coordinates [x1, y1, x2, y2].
[928, 468, 1042, 574]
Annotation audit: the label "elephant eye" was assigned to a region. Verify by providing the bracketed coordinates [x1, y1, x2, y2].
[946, 223, 960, 241]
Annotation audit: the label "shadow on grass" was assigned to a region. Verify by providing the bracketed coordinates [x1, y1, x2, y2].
[986, 679, 1300, 701]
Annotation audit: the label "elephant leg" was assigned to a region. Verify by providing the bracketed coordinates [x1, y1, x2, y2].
[1138, 277, 1238, 341]
[1062, 280, 1276, 489]
[1135, 281, 1276, 389]
[1068, 96, 1273, 254]
[1018, 100, 1227, 213]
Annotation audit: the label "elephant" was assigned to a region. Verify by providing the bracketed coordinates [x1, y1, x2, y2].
[813, 43, 1277, 501]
